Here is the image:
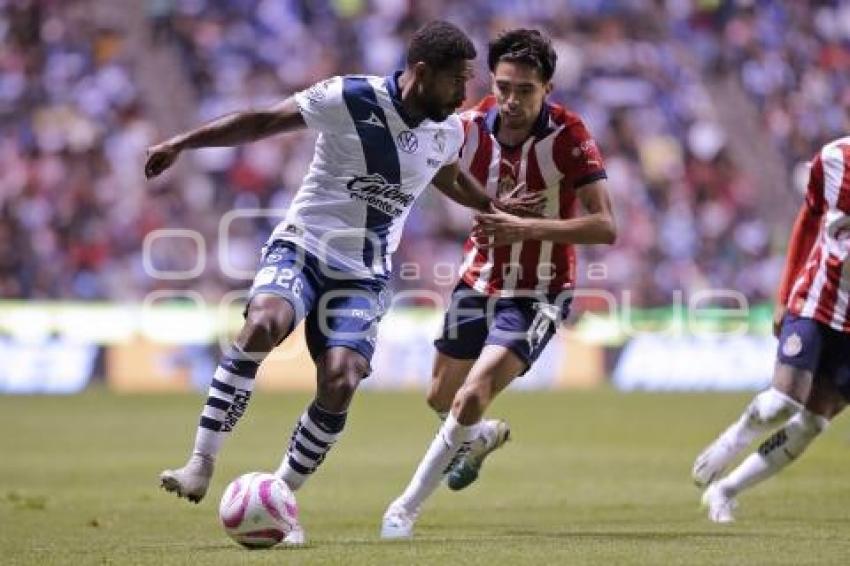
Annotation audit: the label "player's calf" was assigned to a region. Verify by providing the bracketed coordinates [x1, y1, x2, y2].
[692, 388, 802, 487]
[276, 400, 348, 491]
[717, 409, 828, 498]
[428, 352, 473, 419]
[451, 382, 491, 425]
[274, 349, 365, 490]
[315, 350, 368, 412]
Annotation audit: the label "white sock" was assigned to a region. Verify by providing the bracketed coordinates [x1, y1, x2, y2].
[393, 414, 479, 513]
[715, 388, 802, 456]
[721, 409, 828, 496]
[192, 345, 262, 459]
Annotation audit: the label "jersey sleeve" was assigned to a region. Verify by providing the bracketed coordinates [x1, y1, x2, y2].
[443, 115, 465, 166]
[293, 76, 349, 134]
[553, 119, 607, 189]
[776, 151, 827, 306]
[806, 151, 827, 214]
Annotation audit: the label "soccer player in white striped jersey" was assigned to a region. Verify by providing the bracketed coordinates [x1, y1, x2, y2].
[693, 137, 850, 523]
[145, 21, 540, 544]
[381, 29, 617, 539]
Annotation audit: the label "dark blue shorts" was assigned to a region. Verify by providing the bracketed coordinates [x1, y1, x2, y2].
[434, 281, 571, 373]
[248, 241, 389, 366]
[776, 313, 850, 400]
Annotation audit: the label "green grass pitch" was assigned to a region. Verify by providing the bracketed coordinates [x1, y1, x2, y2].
[1, 389, 849, 565]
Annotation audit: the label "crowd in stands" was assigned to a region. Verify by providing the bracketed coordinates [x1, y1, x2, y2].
[2, 0, 846, 311]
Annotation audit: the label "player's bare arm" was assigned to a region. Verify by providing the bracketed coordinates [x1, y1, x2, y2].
[432, 161, 545, 215]
[772, 200, 823, 336]
[144, 97, 306, 179]
[431, 161, 492, 211]
[472, 178, 616, 248]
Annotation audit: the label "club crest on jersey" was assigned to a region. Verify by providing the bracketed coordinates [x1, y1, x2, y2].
[397, 130, 418, 153]
[782, 332, 803, 357]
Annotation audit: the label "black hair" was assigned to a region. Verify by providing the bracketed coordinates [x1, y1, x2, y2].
[488, 28, 557, 82]
[407, 20, 477, 69]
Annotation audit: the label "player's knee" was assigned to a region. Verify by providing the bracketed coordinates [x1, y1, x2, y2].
[244, 301, 292, 347]
[749, 388, 802, 426]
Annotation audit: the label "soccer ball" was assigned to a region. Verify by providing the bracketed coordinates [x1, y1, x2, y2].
[218, 472, 298, 549]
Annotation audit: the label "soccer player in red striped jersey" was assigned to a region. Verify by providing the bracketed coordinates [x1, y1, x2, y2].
[382, 29, 617, 538]
[693, 137, 850, 523]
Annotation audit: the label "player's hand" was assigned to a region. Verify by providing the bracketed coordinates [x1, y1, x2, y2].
[472, 209, 530, 248]
[492, 183, 546, 217]
[772, 303, 787, 338]
[145, 141, 181, 179]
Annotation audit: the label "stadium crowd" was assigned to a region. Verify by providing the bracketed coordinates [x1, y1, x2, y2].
[1, 0, 846, 309]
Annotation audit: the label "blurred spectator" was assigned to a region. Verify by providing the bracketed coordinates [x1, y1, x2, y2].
[4, 0, 843, 309]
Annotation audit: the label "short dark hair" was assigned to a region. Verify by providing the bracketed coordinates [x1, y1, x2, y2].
[407, 20, 476, 69]
[488, 28, 557, 82]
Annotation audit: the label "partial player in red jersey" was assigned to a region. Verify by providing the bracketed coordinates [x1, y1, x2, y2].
[381, 29, 617, 538]
[693, 137, 850, 523]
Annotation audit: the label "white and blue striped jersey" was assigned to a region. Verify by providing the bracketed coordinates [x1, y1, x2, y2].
[269, 73, 464, 279]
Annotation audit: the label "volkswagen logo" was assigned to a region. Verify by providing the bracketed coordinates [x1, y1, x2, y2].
[397, 130, 418, 153]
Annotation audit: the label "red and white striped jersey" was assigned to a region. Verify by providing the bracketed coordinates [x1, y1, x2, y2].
[457, 96, 607, 297]
[788, 136, 850, 332]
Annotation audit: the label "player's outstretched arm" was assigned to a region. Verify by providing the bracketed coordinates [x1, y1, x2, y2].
[472, 178, 616, 248]
[144, 97, 306, 179]
[432, 164, 544, 215]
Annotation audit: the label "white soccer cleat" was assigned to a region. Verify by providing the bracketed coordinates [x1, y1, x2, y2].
[380, 503, 418, 540]
[692, 437, 739, 488]
[159, 453, 214, 504]
[283, 522, 306, 545]
[701, 482, 737, 524]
